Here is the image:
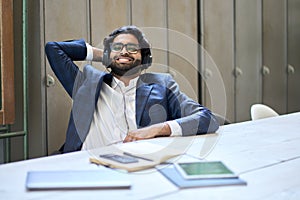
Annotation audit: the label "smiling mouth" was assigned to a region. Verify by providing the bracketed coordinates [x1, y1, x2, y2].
[116, 57, 133, 63]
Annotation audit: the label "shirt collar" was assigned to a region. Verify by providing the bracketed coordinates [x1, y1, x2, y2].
[111, 76, 139, 92]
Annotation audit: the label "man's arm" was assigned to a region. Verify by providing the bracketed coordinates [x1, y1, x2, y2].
[85, 43, 103, 62]
[124, 122, 171, 142]
[123, 74, 219, 142]
[45, 39, 105, 96]
[166, 74, 219, 135]
[45, 39, 88, 97]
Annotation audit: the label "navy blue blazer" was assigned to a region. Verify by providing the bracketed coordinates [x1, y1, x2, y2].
[45, 39, 219, 153]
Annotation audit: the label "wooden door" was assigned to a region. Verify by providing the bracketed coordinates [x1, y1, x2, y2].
[262, 0, 287, 114]
[235, 0, 262, 121]
[287, 0, 300, 113]
[202, 0, 235, 122]
[44, 0, 90, 154]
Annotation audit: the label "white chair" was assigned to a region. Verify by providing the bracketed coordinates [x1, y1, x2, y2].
[250, 104, 279, 120]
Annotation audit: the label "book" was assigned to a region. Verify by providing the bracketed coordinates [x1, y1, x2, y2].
[89, 142, 182, 172]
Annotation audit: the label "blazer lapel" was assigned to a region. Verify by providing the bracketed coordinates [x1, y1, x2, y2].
[136, 83, 153, 126]
[72, 70, 111, 144]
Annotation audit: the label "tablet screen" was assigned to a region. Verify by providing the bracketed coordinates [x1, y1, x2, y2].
[175, 161, 237, 179]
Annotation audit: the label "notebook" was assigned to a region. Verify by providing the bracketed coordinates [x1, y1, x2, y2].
[26, 170, 131, 190]
[89, 142, 182, 172]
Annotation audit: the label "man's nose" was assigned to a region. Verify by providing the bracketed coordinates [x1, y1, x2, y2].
[120, 46, 129, 54]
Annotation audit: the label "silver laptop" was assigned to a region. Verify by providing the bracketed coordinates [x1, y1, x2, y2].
[26, 170, 131, 190]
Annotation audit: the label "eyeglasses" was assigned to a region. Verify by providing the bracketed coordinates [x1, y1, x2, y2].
[110, 43, 140, 54]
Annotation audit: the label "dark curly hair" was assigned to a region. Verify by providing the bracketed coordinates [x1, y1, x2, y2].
[102, 25, 152, 68]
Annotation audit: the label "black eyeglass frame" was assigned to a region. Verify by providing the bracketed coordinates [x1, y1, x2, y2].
[110, 42, 140, 54]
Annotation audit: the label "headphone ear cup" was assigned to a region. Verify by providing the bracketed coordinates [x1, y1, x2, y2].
[102, 50, 109, 67]
[141, 52, 152, 70]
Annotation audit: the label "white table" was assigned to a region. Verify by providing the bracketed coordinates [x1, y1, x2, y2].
[1, 112, 300, 200]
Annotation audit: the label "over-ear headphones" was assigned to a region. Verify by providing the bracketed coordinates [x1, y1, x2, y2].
[102, 26, 152, 70]
[141, 48, 152, 70]
[102, 49, 110, 67]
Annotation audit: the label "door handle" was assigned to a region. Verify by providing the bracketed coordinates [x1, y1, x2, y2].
[233, 67, 243, 77]
[203, 68, 212, 80]
[262, 65, 270, 76]
[46, 74, 55, 87]
[287, 64, 295, 75]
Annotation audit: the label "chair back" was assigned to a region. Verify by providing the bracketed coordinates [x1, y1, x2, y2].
[250, 104, 279, 120]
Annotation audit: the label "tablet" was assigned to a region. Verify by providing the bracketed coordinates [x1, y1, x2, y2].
[26, 170, 131, 190]
[174, 161, 237, 180]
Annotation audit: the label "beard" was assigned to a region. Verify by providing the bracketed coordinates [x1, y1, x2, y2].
[109, 56, 142, 77]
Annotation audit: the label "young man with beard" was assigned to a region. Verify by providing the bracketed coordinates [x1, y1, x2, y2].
[45, 25, 219, 153]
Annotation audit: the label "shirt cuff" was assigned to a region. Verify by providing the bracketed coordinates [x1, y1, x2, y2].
[166, 120, 182, 137]
[85, 43, 93, 61]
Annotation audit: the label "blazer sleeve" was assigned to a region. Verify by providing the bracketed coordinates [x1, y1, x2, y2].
[165, 74, 219, 135]
[45, 39, 87, 97]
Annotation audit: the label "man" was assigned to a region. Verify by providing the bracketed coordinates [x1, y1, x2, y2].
[45, 25, 219, 153]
